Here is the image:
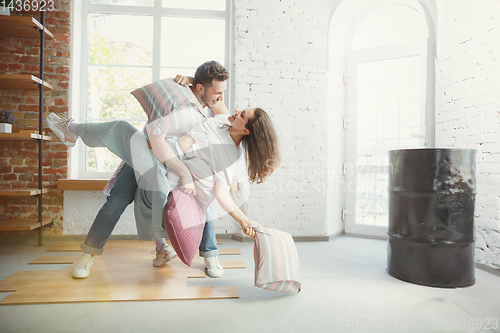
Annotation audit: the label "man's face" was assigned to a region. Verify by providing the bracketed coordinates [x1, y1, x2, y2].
[199, 79, 227, 108]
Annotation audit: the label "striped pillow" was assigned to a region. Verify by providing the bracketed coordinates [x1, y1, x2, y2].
[130, 78, 203, 136]
[253, 226, 301, 294]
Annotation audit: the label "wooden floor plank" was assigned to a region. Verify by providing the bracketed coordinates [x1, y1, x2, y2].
[220, 248, 241, 255]
[46, 242, 241, 255]
[29, 257, 246, 269]
[220, 260, 246, 269]
[46, 244, 82, 252]
[29, 256, 79, 264]
[0, 240, 241, 305]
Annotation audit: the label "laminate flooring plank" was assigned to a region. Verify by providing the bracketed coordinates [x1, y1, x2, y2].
[29, 256, 79, 264]
[0, 240, 241, 305]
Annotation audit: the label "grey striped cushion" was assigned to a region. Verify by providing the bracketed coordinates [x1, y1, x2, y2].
[253, 226, 301, 293]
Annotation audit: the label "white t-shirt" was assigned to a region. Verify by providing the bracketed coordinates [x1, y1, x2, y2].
[185, 114, 242, 189]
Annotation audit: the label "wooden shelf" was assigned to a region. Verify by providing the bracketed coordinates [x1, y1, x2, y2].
[0, 15, 54, 39]
[0, 188, 48, 196]
[0, 132, 52, 141]
[0, 218, 51, 231]
[0, 74, 53, 90]
[57, 179, 108, 191]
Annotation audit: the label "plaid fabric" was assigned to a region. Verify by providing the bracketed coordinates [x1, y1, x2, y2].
[131, 78, 208, 138]
[253, 226, 301, 294]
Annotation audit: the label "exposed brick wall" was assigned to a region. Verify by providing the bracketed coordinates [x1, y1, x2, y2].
[435, 0, 500, 269]
[0, 1, 71, 235]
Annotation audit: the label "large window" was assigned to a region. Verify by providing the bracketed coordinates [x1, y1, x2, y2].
[72, 0, 231, 178]
[344, 2, 435, 237]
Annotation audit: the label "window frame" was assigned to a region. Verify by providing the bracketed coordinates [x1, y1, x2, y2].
[70, 0, 234, 179]
[343, 1, 436, 238]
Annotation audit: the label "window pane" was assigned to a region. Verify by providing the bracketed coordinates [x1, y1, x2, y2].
[86, 120, 146, 173]
[162, 0, 225, 10]
[89, 0, 154, 6]
[160, 67, 197, 80]
[355, 173, 389, 226]
[87, 66, 152, 120]
[89, 14, 153, 66]
[356, 55, 423, 165]
[352, 4, 428, 50]
[82, 0, 229, 177]
[161, 17, 225, 68]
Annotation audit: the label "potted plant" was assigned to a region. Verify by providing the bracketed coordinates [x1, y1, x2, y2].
[0, 110, 16, 133]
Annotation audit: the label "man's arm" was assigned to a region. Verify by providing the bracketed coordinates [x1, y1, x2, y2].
[149, 133, 196, 195]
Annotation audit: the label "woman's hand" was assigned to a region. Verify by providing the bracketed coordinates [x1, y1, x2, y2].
[241, 220, 261, 238]
[180, 174, 197, 196]
[174, 75, 194, 86]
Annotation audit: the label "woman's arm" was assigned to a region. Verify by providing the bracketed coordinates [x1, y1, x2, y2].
[149, 133, 196, 195]
[214, 178, 260, 237]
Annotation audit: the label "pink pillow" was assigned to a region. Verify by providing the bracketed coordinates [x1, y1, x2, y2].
[164, 187, 206, 266]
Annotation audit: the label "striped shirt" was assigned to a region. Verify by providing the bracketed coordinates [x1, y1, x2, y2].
[103, 79, 213, 195]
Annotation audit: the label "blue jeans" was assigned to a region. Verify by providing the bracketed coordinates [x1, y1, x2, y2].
[199, 205, 219, 258]
[79, 121, 218, 257]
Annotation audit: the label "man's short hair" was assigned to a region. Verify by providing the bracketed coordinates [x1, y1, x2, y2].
[194, 60, 229, 86]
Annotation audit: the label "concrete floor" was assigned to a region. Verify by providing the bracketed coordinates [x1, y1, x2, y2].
[0, 236, 499, 333]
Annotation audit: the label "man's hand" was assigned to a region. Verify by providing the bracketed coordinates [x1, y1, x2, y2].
[174, 75, 194, 86]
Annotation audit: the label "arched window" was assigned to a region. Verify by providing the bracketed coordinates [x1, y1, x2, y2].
[344, 2, 435, 237]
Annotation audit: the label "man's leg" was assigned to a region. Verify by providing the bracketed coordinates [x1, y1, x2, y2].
[73, 164, 137, 279]
[81, 163, 137, 254]
[199, 206, 223, 278]
[47, 114, 159, 180]
[78, 121, 156, 173]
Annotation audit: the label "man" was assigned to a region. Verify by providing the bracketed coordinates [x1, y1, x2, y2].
[49, 61, 229, 279]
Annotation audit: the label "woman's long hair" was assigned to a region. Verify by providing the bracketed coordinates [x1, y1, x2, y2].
[241, 108, 281, 183]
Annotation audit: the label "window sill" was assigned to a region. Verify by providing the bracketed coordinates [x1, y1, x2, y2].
[57, 179, 239, 191]
[57, 179, 108, 191]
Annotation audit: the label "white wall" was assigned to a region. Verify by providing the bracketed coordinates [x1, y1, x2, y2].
[63, 191, 137, 235]
[231, 0, 342, 237]
[435, 0, 500, 269]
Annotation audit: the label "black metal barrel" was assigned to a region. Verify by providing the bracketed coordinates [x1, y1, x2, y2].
[387, 148, 476, 288]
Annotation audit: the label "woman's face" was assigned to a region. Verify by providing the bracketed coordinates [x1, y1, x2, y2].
[228, 108, 255, 133]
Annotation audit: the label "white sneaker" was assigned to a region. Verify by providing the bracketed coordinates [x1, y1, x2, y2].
[204, 256, 224, 278]
[46, 113, 78, 147]
[152, 244, 177, 267]
[73, 253, 94, 279]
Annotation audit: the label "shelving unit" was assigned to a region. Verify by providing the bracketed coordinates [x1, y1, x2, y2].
[0, 13, 55, 245]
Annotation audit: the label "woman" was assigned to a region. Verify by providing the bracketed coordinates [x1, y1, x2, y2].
[46, 103, 280, 239]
